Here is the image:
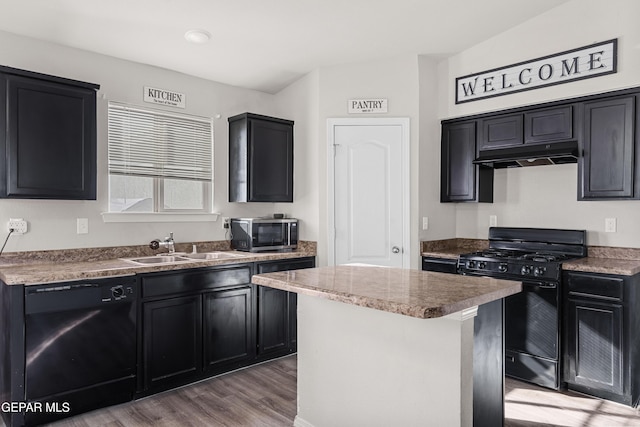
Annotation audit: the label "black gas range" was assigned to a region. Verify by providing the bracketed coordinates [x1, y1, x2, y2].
[458, 227, 587, 281]
[458, 227, 587, 390]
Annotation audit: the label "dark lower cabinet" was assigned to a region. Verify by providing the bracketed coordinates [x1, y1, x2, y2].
[255, 257, 315, 359]
[142, 295, 202, 391]
[203, 286, 254, 374]
[139, 264, 254, 394]
[563, 271, 640, 406]
[565, 298, 623, 395]
[421, 257, 503, 427]
[138, 257, 314, 396]
[257, 286, 292, 358]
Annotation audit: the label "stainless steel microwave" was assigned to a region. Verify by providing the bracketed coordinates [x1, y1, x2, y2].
[230, 218, 298, 252]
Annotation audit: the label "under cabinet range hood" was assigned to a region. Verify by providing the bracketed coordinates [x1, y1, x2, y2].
[473, 141, 579, 168]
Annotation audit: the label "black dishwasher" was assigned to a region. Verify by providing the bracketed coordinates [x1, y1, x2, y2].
[24, 276, 138, 426]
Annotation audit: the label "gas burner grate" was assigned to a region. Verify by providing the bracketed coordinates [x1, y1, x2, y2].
[518, 253, 570, 263]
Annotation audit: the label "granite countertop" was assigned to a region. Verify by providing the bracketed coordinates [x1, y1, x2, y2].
[0, 241, 317, 286]
[562, 246, 640, 276]
[420, 238, 488, 259]
[251, 265, 522, 319]
[421, 239, 640, 276]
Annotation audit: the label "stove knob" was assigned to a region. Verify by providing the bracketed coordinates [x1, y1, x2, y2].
[467, 260, 476, 269]
[521, 265, 532, 275]
[478, 261, 487, 269]
[498, 263, 508, 273]
[534, 266, 547, 277]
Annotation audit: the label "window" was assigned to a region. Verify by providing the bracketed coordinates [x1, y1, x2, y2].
[108, 102, 213, 213]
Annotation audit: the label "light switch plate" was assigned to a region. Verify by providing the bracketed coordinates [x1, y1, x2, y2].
[489, 215, 498, 227]
[77, 218, 89, 234]
[605, 218, 617, 233]
[422, 217, 429, 230]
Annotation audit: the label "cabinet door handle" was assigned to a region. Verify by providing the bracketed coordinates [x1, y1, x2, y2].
[392, 246, 401, 254]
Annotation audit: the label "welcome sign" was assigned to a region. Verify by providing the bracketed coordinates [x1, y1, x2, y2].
[455, 39, 617, 104]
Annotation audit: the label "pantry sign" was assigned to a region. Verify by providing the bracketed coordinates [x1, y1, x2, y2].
[348, 98, 388, 114]
[456, 39, 617, 104]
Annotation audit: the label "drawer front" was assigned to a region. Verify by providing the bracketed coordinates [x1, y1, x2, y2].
[256, 257, 315, 274]
[565, 272, 624, 302]
[422, 257, 458, 274]
[142, 264, 252, 298]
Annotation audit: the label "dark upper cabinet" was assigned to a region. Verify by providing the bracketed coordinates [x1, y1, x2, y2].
[580, 96, 638, 200]
[524, 106, 574, 144]
[0, 66, 99, 200]
[563, 271, 640, 406]
[441, 121, 493, 203]
[479, 114, 523, 150]
[480, 107, 574, 149]
[229, 112, 294, 202]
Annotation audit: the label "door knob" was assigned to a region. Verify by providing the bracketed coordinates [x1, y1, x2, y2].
[392, 246, 400, 254]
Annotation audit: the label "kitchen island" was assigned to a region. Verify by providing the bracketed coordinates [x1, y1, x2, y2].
[252, 265, 521, 427]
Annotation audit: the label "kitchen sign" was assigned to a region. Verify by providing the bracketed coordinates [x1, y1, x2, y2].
[144, 86, 186, 108]
[456, 39, 617, 104]
[348, 98, 388, 114]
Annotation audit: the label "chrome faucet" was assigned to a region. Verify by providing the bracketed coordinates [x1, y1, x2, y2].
[150, 232, 175, 253]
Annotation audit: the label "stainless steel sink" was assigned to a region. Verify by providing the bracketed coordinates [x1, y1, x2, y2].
[180, 251, 244, 260]
[123, 255, 192, 265]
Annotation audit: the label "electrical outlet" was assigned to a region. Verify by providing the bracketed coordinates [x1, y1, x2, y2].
[222, 217, 230, 229]
[77, 218, 89, 234]
[489, 215, 498, 227]
[605, 217, 617, 233]
[422, 217, 429, 230]
[7, 218, 27, 234]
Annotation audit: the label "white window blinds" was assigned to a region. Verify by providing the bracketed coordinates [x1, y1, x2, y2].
[108, 102, 213, 182]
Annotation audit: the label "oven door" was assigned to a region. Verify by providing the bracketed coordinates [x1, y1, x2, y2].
[504, 280, 560, 389]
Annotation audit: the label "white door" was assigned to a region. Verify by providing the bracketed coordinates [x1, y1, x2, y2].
[328, 118, 410, 267]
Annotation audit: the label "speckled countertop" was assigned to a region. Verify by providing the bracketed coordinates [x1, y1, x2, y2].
[562, 246, 640, 276]
[420, 238, 489, 259]
[0, 241, 316, 286]
[252, 265, 522, 319]
[421, 239, 640, 276]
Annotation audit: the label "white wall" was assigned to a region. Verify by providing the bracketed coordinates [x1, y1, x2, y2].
[419, 56, 456, 242]
[437, 0, 640, 247]
[273, 70, 321, 244]
[0, 30, 306, 252]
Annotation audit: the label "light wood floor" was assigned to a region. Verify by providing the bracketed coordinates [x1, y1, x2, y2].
[504, 377, 640, 427]
[45, 355, 640, 427]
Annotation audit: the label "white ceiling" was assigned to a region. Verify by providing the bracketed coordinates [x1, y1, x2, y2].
[0, 0, 569, 94]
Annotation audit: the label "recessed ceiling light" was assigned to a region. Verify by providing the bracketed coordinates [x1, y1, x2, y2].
[184, 29, 211, 44]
